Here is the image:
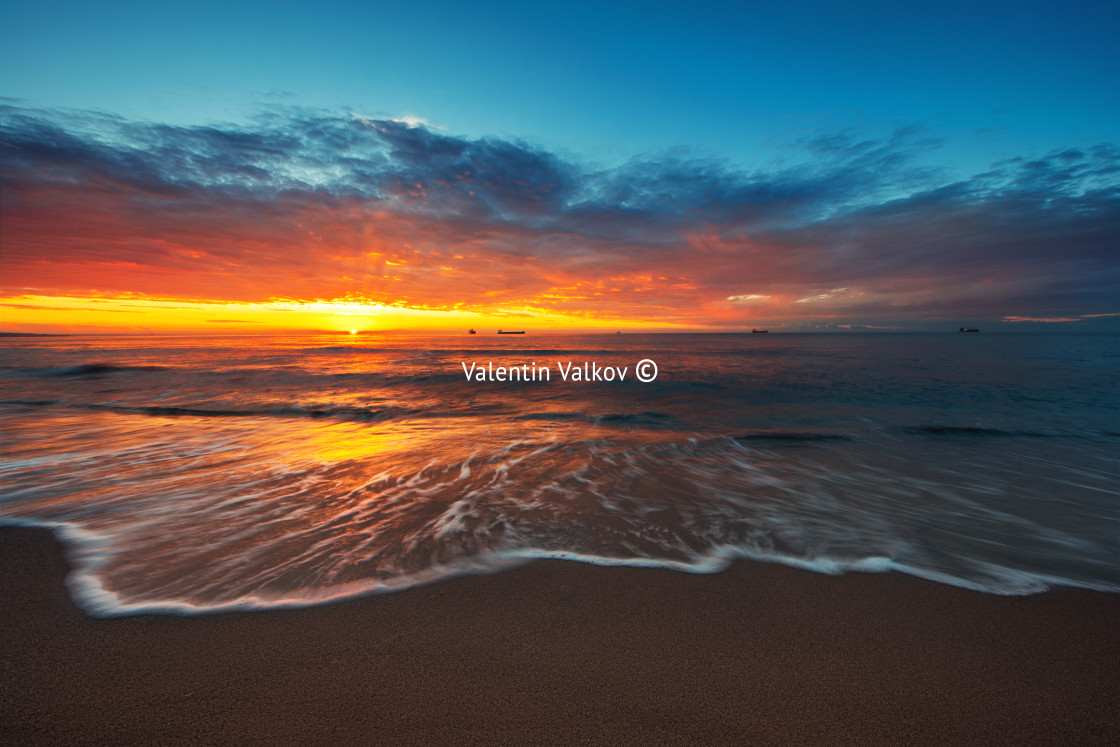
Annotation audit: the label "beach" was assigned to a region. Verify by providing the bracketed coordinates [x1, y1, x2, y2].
[5, 4, 1119, 741]
[3, 526, 1118, 744]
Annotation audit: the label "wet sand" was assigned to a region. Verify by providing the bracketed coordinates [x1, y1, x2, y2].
[2, 526, 1118, 744]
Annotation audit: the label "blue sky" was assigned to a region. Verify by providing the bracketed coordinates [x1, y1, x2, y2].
[4, 0, 1116, 175]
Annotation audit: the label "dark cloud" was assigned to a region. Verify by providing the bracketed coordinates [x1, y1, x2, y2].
[1, 104, 1116, 326]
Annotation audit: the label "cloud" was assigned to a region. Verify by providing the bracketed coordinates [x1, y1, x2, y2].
[1, 104, 1117, 327]
[1004, 312, 1119, 323]
[794, 288, 862, 304]
[385, 115, 445, 131]
[1002, 316, 1082, 323]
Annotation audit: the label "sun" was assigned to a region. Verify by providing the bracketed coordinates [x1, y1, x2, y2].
[349, 329, 357, 335]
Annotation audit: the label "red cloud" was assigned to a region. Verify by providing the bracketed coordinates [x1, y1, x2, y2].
[2, 106, 1116, 329]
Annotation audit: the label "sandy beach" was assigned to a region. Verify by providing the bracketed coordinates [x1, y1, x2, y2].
[1, 526, 1118, 744]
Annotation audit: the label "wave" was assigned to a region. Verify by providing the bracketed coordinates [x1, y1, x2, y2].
[902, 425, 1120, 440]
[514, 412, 592, 422]
[513, 411, 677, 428]
[32, 363, 168, 378]
[3, 431, 1116, 617]
[0, 400, 684, 429]
[0, 400, 421, 422]
[734, 432, 854, 444]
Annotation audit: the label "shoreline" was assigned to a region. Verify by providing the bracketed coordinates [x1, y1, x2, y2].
[2, 526, 1118, 744]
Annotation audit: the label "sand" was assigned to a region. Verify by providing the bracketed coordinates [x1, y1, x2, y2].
[1, 526, 1118, 744]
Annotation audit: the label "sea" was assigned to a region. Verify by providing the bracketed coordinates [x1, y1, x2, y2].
[1, 332, 1117, 616]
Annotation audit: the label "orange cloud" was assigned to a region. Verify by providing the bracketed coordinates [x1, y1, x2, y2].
[2, 106, 1116, 332]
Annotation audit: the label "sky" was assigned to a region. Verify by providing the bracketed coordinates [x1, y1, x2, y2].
[1, 0, 1117, 333]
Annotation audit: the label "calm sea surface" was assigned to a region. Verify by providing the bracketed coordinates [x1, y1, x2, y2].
[1, 332, 1117, 615]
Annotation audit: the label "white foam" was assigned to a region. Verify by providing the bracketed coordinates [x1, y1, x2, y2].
[4, 418, 1118, 617]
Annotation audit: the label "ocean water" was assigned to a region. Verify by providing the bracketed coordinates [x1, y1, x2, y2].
[1, 332, 1117, 616]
